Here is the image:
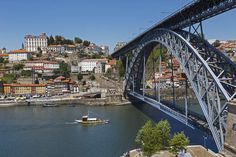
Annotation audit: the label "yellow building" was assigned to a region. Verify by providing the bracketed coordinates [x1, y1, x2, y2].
[3, 84, 46, 95]
[3, 84, 11, 95]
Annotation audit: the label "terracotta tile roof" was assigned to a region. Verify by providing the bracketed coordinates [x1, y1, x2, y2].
[9, 49, 29, 54]
[25, 60, 58, 64]
[108, 59, 116, 66]
[0, 53, 9, 57]
[3, 84, 46, 87]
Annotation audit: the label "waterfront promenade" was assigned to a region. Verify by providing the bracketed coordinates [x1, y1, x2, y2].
[121, 146, 220, 157]
[0, 92, 129, 107]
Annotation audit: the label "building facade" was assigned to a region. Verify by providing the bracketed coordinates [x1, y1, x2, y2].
[100, 45, 109, 55]
[79, 59, 108, 72]
[46, 76, 78, 95]
[114, 42, 127, 52]
[24, 33, 48, 52]
[23, 60, 59, 74]
[3, 84, 46, 95]
[8, 49, 31, 62]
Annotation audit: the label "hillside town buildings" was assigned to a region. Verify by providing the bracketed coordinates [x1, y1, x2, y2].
[8, 49, 32, 62]
[78, 59, 108, 73]
[24, 33, 48, 52]
[114, 42, 127, 52]
[46, 76, 79, 95]
[0, 48, 6, 54]
[23, 60, 59, 74]
[3, 84, 46, 95]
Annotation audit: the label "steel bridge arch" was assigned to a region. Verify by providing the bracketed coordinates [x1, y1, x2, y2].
[124, 28, 236, 151]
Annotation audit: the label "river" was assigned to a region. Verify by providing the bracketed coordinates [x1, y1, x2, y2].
[0, 102, 217, 157]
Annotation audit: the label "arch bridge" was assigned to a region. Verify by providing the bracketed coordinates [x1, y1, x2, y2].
[112, 0, 236, 152]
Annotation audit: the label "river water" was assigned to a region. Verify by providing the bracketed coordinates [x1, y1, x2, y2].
[0, 103, 217, 157]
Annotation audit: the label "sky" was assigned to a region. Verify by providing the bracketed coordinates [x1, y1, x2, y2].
[0, 0, 236, 53]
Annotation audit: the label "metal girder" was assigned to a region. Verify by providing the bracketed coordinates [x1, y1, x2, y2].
[112, 0, 236, 58]
[122, 28, 236, 152]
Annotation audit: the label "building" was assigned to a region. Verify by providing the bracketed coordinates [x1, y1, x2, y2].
[84, 43, 102, 54]
[114, 42, 127, 52]
[8, 49, 31, 62]
[47, 44, 78, 54]
[94, 62, 106, 74]
[24, 33, 48, 52]
[3, 84, 46, 95]
[64, 45, 77, 53]
[105, 59, 116, 72]
[47, 45, 64, 53]
[23, 60, 59, 75]
[0, 53, 9, 60]
[71, 65, 80, 73]
[100, 45, 109, 55]
[79, 59, 108, 73]
[0, 68, 12, 77]
[0, 47, 6, 54]
[46, 76, 78, 95]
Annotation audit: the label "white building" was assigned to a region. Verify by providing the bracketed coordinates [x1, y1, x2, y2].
[47, 44, 77, 54]
[79, 59, 107, 73]
[71, 65, 80, 73]
[24, 33, 48, 52]
[100, 45, 109, 55]
[23, 60, 59, 74]
[94, 62, 106, 74]
[8, 49, 31, 62]
[47, 45, 64, 53]
[114, 42, 127, 52]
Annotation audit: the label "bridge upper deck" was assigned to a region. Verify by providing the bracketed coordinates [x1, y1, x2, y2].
[112, 0, 236, 58]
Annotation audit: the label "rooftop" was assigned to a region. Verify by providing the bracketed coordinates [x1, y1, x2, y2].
[4, 84, 46, 87]
[9, 49, 29, 54]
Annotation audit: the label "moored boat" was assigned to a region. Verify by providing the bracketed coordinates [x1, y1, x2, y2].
[42, 103, 59, 107]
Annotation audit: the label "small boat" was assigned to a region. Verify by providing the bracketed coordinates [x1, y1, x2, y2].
[75, 115, 109, 124]
[42, 103, 59, 107]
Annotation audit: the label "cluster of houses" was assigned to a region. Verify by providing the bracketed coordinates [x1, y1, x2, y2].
[2, 76, 79, 96]
[71, 59, 116, 74]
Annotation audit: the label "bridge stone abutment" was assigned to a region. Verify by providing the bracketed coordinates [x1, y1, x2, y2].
[223, 100, 236, 156]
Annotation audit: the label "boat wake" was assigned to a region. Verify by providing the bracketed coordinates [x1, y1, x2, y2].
[64, 121, 78, 125]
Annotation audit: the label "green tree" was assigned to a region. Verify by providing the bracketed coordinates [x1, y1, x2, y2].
[107, 55, 112, 60]
[28, 56, 33, 61]
[83, 40, 90, 47]
[55, 35, 64, 45]
[21, 70, 32, 77]
[155, 120, 171, 149]
[116, 60, 125, 78]
[13, 63, 24, 71]
[169, 132, 189, 156]
[212, 40, 221, 47]
[48, 35, 55, 45]
[37, 47, 42, 57]
[3, 59, 9, 64]
[77, 73, 83, 81]
[1, 73, 17, 83]
[105, 68, 112, 77]
[0, 57, 4, 63]
[54, 61, 70, 77]
[90, 74, 96, 81]
[74, 37, 83, 44]
[135, 121, 159, 157]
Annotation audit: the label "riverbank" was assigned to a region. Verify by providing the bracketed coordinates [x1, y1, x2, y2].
[0, 97, 131, 107]
[121, 146, 220, 157]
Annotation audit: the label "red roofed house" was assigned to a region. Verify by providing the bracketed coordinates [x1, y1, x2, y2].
[46, 76, 79, 95]
[8, 49, 32, 62]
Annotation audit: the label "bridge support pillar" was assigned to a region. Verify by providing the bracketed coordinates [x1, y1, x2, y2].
[223, 100, 236, 156]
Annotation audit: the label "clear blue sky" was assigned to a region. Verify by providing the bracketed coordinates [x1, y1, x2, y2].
[0, 0, 236, 53]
